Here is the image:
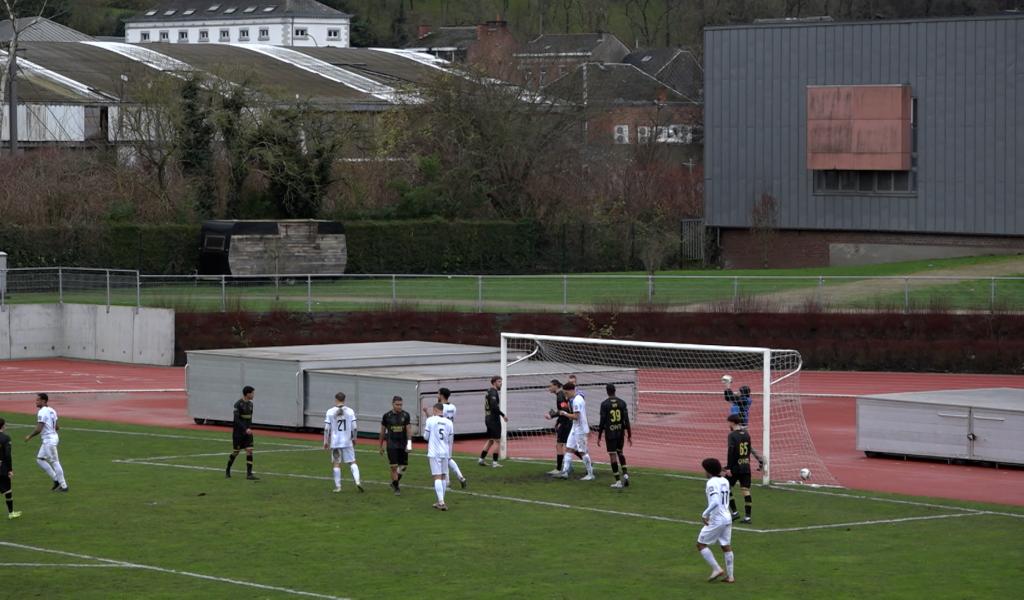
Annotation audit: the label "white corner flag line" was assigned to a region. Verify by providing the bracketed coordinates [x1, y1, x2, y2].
[0, 542, 349, 600]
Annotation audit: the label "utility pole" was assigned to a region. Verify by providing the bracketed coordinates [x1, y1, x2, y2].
[6, 46, 17, 155]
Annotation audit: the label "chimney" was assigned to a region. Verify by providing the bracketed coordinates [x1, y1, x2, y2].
[417, 24, 432, 39]
[479, 18, 507, 39]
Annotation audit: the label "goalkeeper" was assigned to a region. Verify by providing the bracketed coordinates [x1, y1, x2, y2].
[722, 375, 752, 426]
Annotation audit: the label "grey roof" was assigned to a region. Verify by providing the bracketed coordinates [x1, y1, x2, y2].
[518, 33, 612, 56]
[125, 0, 349, 24]
[543, 62, 689, 105]
[293, 47, 442, 86]
[404, 26, 477, 50]
[0, 17, 93, 43]
[623, 47, 701, 99]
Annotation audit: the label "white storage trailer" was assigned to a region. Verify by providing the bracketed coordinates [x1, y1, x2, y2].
[305, 361, 638, 436]
[857, 388, 1024, 465]
[187, 342, 501, 428]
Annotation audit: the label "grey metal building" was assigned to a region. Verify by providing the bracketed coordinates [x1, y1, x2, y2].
[704, 15, 1024, 267]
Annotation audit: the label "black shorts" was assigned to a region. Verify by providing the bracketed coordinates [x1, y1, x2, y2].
[0, 475, 10, 493]
[604, 434, 625, 453]
[727, 471, 752, 489]
[485, 420, 502, 439]
[387, 447, 409, 466]
[555, 423, 571, 444]
[232, 431, 254, 450]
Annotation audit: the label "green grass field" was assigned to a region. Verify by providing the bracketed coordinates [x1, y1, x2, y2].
[5, 255, 1020, 314]
[2, 415, 1023, 599]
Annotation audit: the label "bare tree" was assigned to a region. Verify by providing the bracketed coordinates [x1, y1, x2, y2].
[750, 192, 780, 268]
[1, 0, 50, 144]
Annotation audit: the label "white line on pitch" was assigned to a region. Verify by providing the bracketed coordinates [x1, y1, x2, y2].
[753, 512, 980, 533]
[3, 423, 309, 448]
[0, 542, 349, 600]
[766, 484, 1024, 520]
[113, 459, 708, 528]
[120, 447, 322, 462]
[0, 562, 135, 568]
[0, 388, 185, 395]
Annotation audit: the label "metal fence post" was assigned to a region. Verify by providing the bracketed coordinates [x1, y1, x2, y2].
[562, 275, 568, 313]
[391, 275, 397, 310]
[818, 276, 824, 306]
[307, 275, 313, 313]
[477, 275, 483, 313]
[904, 277, 910, 311]
[58, 267, 64, 304]
[990, 277, 996, 313]
[647, 274, 654, 303]
[220, 275, 226, 312]
[732, 276, 739, 313]
[105, 269, 111, 312]
[136, 271, 141, 311]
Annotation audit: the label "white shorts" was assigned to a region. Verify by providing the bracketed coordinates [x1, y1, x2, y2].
[330, 447, 355, 464]
[429, 457, 448, 476]
[566, 430, 589, 453]
[697, 521, 732, 546]
[37, 443, 60, 463]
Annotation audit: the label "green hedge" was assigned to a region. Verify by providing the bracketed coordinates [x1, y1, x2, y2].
[0, 224, 201, 274]
[0, 220, 651, 274]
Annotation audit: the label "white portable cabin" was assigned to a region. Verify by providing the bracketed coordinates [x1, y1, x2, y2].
[306, 361, 638, 436]
[857, 388, 1024, 465]
[186, 342, 500, 428]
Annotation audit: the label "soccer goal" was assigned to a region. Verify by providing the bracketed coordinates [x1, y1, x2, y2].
[499, 333, 837, 486]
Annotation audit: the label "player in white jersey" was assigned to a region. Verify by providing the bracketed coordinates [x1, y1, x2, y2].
[437, 388, 466, 489]
[323, 392, 363, 493]
[422, 403, 454, 511]
[696, 457, 735, 583]
[24, 393, 68, 492]
[556, 382, 595, 481]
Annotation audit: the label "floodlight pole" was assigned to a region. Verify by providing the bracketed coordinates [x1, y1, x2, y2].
[7, 47, 19, 155]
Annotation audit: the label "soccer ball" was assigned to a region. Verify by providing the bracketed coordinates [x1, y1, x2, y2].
[799, 468, 811, 480]
[721, 375, 733, 385]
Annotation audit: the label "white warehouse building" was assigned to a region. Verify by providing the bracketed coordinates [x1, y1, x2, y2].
[124, 0, 350, 47]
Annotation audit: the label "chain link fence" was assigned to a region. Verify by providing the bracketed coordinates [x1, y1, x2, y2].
[2, 268, 1023, 313]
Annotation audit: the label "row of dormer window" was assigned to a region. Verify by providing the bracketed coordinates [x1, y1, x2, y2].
[144, 5, 279, 17]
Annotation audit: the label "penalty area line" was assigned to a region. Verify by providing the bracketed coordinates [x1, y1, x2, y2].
[0, 542, 350, 600]
[0, 563, 133, 568]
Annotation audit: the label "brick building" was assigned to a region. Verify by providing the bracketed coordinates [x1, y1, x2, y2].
[514, 32, 629, 88]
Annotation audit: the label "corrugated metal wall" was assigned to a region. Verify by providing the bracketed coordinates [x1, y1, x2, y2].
[704, 16, 1023, 235]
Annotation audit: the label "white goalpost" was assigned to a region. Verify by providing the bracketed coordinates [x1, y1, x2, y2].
[498, 332, 837, 486]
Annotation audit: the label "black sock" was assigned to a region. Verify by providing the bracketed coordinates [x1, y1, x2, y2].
[226, 453, 238, 471]
[480, 450, 488, 460]
[611, 462, 620, 480]
[729, 498, 737, 513]
[397, 470, 403, 482]
[617, 452, 627, 471]
[492, 453, 499, 463]
[745, 494, 752, 518]
[4, 491, 12, 513]
[556, 454, 564, 471]
[246, 456, 253, 475]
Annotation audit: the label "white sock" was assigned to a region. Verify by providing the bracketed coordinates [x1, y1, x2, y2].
[349, 463, 361, 485]
[448, 458, 464, 480]
[37, 458, 56, 480]
[52, 461, 66, 487]
[563, 453, 574, 474]
[724, 551, 734, 579]
[582, 454, 593, 476]
[333, 467, 341, 488]
[444, 477, 449, 491]
[700, 547, 720, 571]
[434, 479, 445, 504]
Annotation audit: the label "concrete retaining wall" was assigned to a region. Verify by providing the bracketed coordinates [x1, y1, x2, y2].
[0, 304, 174, 366]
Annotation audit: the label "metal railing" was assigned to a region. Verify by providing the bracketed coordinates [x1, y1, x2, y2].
[2, 267, 1023, 314]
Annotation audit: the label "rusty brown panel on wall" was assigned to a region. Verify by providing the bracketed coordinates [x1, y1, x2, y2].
[807, 85, 911, 171]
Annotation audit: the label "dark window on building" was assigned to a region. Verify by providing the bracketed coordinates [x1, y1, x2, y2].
[204, 235, 226, 251]
[814, 170, 914, 194]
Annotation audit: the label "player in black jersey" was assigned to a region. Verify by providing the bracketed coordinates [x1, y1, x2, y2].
[0, 418, 21, 519]
[597, 384, 633, 489]
[477, 376, 507, 468]
[724, 414, 764, 523]
[542, 379, 571, 475]
[226, 385, 258, 480]
[379, 396, 412, 495]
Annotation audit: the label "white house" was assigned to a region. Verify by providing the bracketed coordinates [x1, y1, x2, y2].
[124, 0, 350, 47]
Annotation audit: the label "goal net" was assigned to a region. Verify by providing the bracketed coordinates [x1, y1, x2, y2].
[499, 333, 837, 486]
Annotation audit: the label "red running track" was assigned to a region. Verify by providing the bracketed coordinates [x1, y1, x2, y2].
[1, 359, 1022, 506]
